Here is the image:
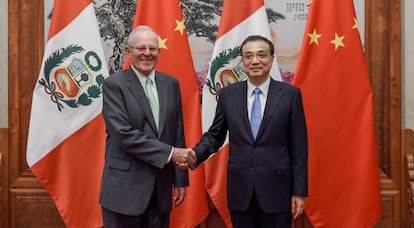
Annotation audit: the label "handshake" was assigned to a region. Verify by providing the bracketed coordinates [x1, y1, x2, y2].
[172, 147, 196, 170]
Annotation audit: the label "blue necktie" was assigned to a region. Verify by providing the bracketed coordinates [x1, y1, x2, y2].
[250, 88, 261, 139]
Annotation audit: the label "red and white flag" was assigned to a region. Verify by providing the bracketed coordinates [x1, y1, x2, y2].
[202, 0, 281, 226]
[294, 0, 382, 227]
[125, 0, 209, 227]
[26, 0, 108, 227]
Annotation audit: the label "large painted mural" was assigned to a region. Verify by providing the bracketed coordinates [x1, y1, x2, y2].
[44, 0, 364, 91]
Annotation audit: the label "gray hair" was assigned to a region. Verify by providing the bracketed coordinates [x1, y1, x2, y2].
[127, 25, 159, 47]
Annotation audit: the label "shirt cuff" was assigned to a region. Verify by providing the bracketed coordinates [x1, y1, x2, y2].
[166, 147, 173, 164]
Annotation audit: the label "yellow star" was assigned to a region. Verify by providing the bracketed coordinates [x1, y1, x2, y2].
[158, 36, 168, 49]
[307, 28, 322, 45]
[352, 17, 359, 31]
[174, 19, 186, 36]
[330, 33, 345, 51]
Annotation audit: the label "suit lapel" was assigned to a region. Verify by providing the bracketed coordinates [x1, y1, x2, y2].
[155, 72, 167, 135]
[235, 82, 253, 139]
[259, 79, 282, 137]
[126, 69, 158, 134]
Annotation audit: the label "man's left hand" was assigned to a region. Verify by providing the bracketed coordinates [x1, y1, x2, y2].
[291, 195, 305, 219]
[173, 187, 186, 206]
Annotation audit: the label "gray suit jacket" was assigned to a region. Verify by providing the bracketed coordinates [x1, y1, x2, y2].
[99, 68, 188, 216]
[194, 78, 308, 213]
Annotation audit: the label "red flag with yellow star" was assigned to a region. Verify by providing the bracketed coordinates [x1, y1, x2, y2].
[294, 0, 382, 227]
[124, 0, 208, 227]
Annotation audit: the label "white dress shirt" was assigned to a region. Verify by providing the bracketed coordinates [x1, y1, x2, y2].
[247, 77, 270, 120]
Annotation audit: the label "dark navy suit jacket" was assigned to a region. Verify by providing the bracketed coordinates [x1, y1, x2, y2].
[194, 78, 308, 213]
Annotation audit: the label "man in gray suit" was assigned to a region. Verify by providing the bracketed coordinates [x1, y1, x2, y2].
[99, 25, 191, 228]
[190, 35, 308, 228]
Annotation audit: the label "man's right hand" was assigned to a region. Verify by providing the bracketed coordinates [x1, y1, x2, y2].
[172, 148, 196, 169]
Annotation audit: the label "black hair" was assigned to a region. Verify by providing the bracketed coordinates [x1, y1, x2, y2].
[240, 35, 275, 56]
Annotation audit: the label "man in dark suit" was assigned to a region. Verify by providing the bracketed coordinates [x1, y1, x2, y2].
[190, 35, 308, 228]
[99, 25, 192, 228]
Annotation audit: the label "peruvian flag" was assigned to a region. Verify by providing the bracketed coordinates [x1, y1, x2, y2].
[26, 0, 108, 227]
[294, 0, 382, 227]
[202, 0, 281, 226]
[125, 0, 209, 227]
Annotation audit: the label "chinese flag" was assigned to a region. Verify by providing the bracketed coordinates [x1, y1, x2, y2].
[26, 0, 108, 227]
[294, 0, 382, 227]
[125, 1, 209, 227]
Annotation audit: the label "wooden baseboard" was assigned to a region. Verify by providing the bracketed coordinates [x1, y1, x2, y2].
[403, 128, 414, 228]
[0, 128, 8, 226]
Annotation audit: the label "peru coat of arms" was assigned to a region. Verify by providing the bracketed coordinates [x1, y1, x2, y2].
[39, 44, 105, 111]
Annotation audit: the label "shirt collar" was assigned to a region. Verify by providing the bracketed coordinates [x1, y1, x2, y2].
[247, 77, 270, 96]
[131, 65, 155, 85]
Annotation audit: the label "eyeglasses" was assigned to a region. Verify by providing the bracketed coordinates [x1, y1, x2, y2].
[242, 52, 271, 61]
[129, 45, 159, 53]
